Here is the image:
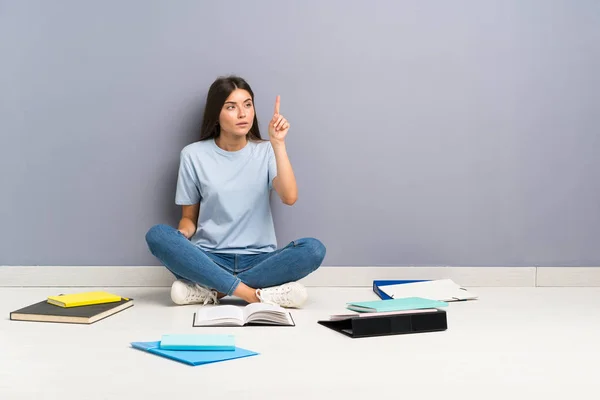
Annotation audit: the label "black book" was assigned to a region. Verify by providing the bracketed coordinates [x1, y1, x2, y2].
[10, 298, 134, 324]
[318, 309, 447, 338]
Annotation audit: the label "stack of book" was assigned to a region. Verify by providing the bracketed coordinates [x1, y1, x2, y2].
[131, 334, 258, 366]
[9, 291, 133, 324]
[318, 296, 450, 338]
[319, 279, 479, 338]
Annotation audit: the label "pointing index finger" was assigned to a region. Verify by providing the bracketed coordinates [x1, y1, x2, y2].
[274, 95, 280, 115]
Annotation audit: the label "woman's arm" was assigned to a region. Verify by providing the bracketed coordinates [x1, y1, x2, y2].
[269, 95, 298, 205]
[272, 143, 297, 205]
[178, 203, 199, 239]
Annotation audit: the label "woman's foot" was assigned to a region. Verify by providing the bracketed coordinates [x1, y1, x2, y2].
[170, 280, 219, 305]
[256, 282, 308, 308]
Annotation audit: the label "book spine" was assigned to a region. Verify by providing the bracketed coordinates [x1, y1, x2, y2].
[372, 282, 392, 300]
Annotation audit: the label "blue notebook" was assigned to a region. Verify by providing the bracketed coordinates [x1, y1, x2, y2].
[131, 341, 258, 366]
[159, 334, 235, 351]
[346, 297, 448, 313]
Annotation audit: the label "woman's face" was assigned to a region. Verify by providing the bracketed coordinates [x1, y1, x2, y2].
[219, 89, 255, 137]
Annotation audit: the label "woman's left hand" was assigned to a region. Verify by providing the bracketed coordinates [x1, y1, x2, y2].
[268, 95, 289, 145]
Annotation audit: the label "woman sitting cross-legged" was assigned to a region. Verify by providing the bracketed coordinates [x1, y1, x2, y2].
[145, 75, 326, 308]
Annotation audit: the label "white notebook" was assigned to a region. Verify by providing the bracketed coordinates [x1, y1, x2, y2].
[378, 279, 478, 302]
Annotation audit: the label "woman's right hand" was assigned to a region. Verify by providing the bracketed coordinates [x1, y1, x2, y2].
[178, 203, 199, 240]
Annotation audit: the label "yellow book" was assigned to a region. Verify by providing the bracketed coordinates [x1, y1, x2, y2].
[47, 291, 123, 308]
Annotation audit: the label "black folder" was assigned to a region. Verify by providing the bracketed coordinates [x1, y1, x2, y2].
[318, 309, 447, 338]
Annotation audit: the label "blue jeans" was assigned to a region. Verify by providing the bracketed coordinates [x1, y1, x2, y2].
[145, 224, 326, 295]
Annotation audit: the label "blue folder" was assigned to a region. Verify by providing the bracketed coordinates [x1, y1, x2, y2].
[131, 341, 258, 366]
[373, 280, 430, 300]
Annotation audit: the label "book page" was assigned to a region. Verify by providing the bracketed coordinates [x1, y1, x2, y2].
[194, 305, 244, 325]
[242, 303, 285, 321]
[330, 308, 439, 320]
[243, 303, 293, 325]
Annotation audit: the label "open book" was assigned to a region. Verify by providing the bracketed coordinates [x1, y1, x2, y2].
[193, 303, 295, 327]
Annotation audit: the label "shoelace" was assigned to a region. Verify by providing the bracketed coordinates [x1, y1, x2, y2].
[186, 284, 219, 305]
[202, 289, 219, 305]
[258, 285, 291, 306]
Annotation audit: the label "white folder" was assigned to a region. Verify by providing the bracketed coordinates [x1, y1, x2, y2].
[378, 279, 478, 302]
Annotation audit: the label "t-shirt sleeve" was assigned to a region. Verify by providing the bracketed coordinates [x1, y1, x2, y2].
[175, 150, 201, 205]
[268, 143, 277, 190]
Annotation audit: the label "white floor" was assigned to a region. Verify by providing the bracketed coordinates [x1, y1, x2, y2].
[2, 286, 600, 399]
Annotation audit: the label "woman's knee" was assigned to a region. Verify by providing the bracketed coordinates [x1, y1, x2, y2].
[145, 223, 173, 249]
[296, 237, 326, 266]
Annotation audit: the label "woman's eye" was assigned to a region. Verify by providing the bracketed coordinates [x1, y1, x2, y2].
[245, 103, 252, 108]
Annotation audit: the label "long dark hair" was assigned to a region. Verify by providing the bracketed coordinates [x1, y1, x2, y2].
[199, 75, 262, 141]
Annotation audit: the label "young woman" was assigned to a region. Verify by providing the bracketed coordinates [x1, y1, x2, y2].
[145, 75, 326, 308]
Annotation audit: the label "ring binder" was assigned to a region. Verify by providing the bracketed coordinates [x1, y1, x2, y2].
[318, 309, 447, 338]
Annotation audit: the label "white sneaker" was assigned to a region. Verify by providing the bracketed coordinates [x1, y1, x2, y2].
[170, 280, 219, 306]
[256, 282, 308, 308]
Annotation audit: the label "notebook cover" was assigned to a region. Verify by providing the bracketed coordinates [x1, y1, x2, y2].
[159, 334, 235, 351]
[318, 309, 448, 338]
[47, 291, 123, 307]
[347, 297, 448, 312]
[10, 298, 134, 324]
[131, 341, 258, 366]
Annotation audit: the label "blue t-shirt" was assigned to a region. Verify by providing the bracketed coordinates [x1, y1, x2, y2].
[175, 138, 278, 254]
